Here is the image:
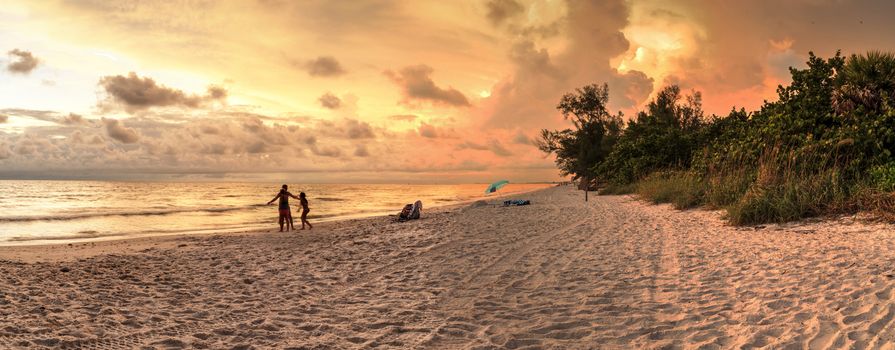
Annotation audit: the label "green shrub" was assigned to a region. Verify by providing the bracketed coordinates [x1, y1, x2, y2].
[542, 51, 895, 225]
[870, 162, 895, 192]
[596, 86, 707, 185]
[599, 182, 637, 195]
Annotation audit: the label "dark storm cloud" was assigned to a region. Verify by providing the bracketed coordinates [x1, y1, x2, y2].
[102, 118, 140, 144]
[486, 0, 524, 26]
[99, 72, 227, 112]
[318, 92, 342, 109]
[6, 49, 39, 74]
[302, 56, 346, 77]
[385, 65, 470, 107]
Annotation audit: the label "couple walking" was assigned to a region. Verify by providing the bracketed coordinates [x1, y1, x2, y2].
[267, 184, 312, 232]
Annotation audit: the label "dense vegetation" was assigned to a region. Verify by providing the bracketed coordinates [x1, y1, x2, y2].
[539, 51, 895, 225]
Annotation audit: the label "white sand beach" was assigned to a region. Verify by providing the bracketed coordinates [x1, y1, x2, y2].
[2, 185, 895, 349]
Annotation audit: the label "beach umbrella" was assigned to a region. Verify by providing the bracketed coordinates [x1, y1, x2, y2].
[485, 180, 509, 194]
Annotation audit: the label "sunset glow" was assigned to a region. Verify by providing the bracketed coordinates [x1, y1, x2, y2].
[2, 0, 894, 182]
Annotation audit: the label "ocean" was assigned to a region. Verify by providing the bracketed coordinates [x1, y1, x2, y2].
[0, 181, 552, 245]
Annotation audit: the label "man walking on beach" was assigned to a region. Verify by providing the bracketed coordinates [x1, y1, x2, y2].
[267, 184, 300, 232]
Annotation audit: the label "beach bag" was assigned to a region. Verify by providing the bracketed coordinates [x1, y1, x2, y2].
[503, 199, 531, 206]
[399, 204, 413, 221]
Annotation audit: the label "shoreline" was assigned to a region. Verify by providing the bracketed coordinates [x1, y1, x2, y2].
[0, 184, 555, 248]
[0, 185, 558, 260]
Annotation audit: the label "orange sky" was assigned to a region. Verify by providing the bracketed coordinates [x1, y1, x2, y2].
[1, 0, 894, 182]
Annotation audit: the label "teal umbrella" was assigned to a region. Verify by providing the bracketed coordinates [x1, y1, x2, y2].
[485, 180, 509, 195]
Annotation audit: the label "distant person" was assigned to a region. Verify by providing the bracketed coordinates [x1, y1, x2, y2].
[267, 184, 299, 232]
[299, 192, 313, 230]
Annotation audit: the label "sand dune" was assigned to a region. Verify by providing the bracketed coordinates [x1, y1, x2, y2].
[2, 185, 895, 349]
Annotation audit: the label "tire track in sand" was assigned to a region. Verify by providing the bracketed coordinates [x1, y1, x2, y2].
[416, 199, 599, 348]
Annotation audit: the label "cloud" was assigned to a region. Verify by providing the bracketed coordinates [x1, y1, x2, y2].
[200, 125, 220, 134]
[614, 1, 895, 113]
[0, 106, 558, 182]
[99, 72, 227, 112]
[345, 119, 375, 139]
[610, 69, 655, 110]
[318, 92, 342, 109]
[305, 118, 376, 140]
[512, 131, 531, 145]
[486, 0, 653, 129]
[62, 113, 85, 124]
[458, 140, 513, 157]
[102, 118, 140, 144]
[6, 49, 39, 74]
[488, 140, 513, 157]
[302, 56, 346, 77]
[457, 141, 489, 151]
[15, 139, 41, 156]
[486, 0, 524, 26]
[311, 145, 342, 157]
[0, 115, 7, 123]
[418, 122, 438, 138]
[385, 65, 470, 107]
[207, 85, 228, 100]
[389, 114, 418, 122]
[245, 141, 272, 154]
[354, 144, 370, 157]
[280, 1, 406, 40]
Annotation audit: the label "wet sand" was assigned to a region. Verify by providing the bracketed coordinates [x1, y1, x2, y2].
[2, 185, 895, 349]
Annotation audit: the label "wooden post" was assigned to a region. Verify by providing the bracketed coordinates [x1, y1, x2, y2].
[585, 189, 588, 202]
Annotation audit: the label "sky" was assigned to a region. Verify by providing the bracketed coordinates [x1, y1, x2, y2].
[1, 0, 895, 183]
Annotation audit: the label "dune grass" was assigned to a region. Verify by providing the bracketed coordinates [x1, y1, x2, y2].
[635, 171, 705, 210]
[612, 144, 895, 225]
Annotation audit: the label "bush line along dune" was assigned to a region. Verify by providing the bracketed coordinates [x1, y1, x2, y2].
[539, 51, 895, 225]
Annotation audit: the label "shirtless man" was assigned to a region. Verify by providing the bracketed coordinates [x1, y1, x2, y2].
[267, 184, 300, 232]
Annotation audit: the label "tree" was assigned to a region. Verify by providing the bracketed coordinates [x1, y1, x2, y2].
[595, 85, 706, 184]
[537, 83, 623, 186]
[833, 51, 895, 116]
